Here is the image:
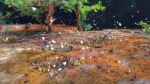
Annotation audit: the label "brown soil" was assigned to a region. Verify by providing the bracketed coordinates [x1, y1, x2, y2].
[0, 28, 150, 84]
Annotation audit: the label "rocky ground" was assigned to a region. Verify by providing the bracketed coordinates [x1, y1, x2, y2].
[0, 29, 150, 84]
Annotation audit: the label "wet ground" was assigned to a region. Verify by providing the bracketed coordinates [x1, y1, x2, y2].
[0, 29, 150, 84]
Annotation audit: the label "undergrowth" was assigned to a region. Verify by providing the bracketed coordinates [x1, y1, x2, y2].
[139, 21, 150, 34]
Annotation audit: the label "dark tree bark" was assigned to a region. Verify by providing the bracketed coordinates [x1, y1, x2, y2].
[46, 5, 55, 31]
[75, 4, 83, 31]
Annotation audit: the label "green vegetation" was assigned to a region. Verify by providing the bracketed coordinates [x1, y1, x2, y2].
[139, 21, 150, 34]
[4, 0, 105, 31]
[60, 0, 106, 30]
[0, 12, 6, 24]
[0, 12, 12, 24]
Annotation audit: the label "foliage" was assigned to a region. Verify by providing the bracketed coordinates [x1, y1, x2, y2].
[60, 0, 105, 30]
[4, 0, 47, 23]
[4, 0, 70, 24]
[139, 21, 150, 34]
[4, 0, 105, 30]
[0, 12, 12, 24]
[0, 12, 6, 24]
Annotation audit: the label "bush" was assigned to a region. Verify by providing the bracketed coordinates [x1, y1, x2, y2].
[139, 21, 150, 34]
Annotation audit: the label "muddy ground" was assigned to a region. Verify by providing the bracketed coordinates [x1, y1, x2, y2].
[0, 29, 150, 84]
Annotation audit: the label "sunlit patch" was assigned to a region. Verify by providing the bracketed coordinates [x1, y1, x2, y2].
[32, 7, 36, 11]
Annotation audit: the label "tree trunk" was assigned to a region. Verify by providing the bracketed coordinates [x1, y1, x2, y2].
[75, 4, 83, 31]
[46, 5, 55, 31]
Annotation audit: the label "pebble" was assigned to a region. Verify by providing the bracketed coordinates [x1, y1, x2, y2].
[48, 41, 51, 44]
[128, 70, 131, 73]
[108, 36, 112, 39]
[58, 68, 62, 71]
[48, 65, 51, 69]
[45, 44, 50, 49]
[89, 56, 92, 59]
[117, 60, 121, 64]
[49, 71, 54, 77]
[41, 37, 45, 40]
[52, 64, 56, 68]
[86, 46, 89, 49]
[50, 47, 54, 51]
[42, 68, 46, 72]
[80, 40, 84, 44]
[119, 39, 122, 42]
[62, 61, 67, 66]
[61, 44, 64, 48]
[52, 40, 56, 44]
[48, 62, 51, 65]
[55, 56, 59, 59]
[31, 62, 37, 66]
[82, 47, 86, 50]
[81, 57, 85, 60]
[39, 67, 42, 71]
